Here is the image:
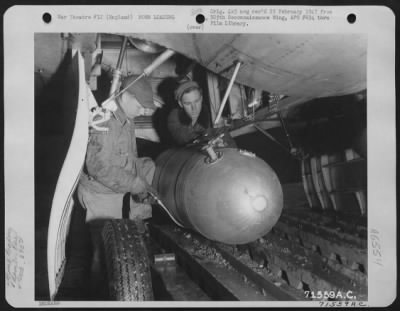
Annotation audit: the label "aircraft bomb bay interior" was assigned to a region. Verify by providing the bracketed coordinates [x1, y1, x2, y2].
[35, 33, 367, 302]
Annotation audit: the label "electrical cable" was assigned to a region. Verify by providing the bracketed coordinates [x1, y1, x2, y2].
[148, 192, 185, 228]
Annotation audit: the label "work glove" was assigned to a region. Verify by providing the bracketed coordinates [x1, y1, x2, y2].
[132, 192, 159, 205]
[145, 183, 159, 199]
[190, 127, 219, 144]
[205, 127, 237, 148]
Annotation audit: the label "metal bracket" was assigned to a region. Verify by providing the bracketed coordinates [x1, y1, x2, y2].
[89, 107, 111, 132]
[202, 133, 225, 164]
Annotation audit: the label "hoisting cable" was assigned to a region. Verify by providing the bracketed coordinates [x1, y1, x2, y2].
[252, 123, 291, 153]
[277, 111, 303, 159]
[148, 192, 185, 228]
[277, 111, 295, 151]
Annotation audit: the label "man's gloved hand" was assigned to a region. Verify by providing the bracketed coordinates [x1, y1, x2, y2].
[192, 127, 220, 144]
[206, 127, 230, 139]
[203, 127, 229, 147]
[144, 183, 159, 199]
[206, 126, 237, 148]
[131, 181, 159, 204]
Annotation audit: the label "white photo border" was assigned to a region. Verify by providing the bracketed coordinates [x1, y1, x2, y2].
[4, 4, 396, 308]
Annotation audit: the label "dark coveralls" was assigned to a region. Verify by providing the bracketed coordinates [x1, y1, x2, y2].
[167, 108, 206, 145]
[167, 107, 237, 147]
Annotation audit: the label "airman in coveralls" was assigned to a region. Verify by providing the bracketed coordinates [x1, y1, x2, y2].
[77, 75, 156, 296]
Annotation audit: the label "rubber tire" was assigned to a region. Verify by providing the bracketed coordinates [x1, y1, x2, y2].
[102, 219, 154, 301]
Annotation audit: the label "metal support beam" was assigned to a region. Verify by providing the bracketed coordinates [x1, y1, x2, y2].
[108, 36, 128, 97]
[102, 48, 175, 108]
[214, 61, 242, 125]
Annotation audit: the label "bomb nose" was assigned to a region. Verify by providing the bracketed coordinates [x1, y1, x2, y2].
[252, 195, 268, 212]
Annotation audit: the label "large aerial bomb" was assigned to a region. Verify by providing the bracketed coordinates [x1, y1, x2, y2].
[153, 143, 283, 245]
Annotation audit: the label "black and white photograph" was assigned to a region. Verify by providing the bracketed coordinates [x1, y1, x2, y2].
[4, 5, 396, 308]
